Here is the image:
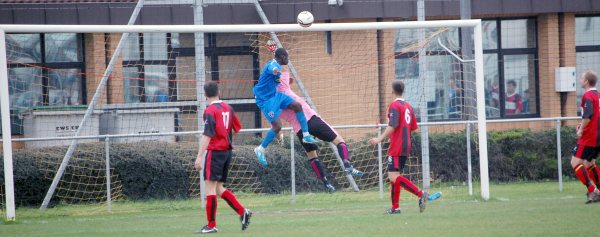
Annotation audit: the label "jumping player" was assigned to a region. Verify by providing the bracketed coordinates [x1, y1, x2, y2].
[369, 80, 440, 214]
[194, 82, 252, 234]
[253, 48, 318, 166]
[276, 69, 364, 192]
[571, 70, 600, 204]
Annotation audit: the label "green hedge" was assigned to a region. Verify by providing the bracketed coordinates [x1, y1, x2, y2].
[411, 126, 577, 182]
[0, 141, 325, 207]
[0, 127, 579, 207]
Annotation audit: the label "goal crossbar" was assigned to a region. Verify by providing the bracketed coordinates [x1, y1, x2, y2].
[0, 20, 480, 33]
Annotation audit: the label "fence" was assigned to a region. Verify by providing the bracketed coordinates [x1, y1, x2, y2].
[1, 116, 581, 213]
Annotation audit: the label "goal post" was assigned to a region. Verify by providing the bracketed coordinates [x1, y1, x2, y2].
[0, 19, 490, 219]
[0, 29, 16, 221]
[473, 22, 489, 200]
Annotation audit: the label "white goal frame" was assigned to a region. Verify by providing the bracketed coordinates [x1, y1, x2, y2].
[0, 20, 489, 221]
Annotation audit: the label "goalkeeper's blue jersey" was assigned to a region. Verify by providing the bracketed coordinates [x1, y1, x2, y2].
[253, 59, 282, 102]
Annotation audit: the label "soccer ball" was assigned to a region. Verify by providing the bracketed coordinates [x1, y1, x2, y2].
[297, 11, 314, 27]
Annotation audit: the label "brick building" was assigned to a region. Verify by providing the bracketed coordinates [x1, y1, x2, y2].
[1, 0, 600, 144]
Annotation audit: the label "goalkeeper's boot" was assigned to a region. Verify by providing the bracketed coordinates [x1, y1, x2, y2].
[254, 146, 268, 167]
[302, 135, 319, 144]
[324, 182, 336, 193]
[195, 225, 218, 234]
[241, 209, 252, 231]
[428, 191, 442, 201]
[385, 208, 401, 215]
[344, 164, 365, 177]
[419, 191, 428, 213]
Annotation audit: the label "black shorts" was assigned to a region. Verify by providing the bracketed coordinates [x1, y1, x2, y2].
[387, 156, 408, 172]
[203, 150, 232, 182]
[296, 116, 338, 152]
[572, 144, 600, 162]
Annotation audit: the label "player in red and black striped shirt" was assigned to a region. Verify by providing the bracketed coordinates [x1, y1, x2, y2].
[571, 70, 600, 204]
[369, 80, 440, 214]
[194, 82, 252, 234]
[505, 80, 524, 115]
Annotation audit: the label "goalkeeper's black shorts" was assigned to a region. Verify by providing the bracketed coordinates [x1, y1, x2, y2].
[296, 116, 338, 152]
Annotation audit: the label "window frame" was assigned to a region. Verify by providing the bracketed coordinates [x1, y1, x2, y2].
[394, 28, 464, 121]
[393, 17, 540, 121]
[7, 33, 87, 106]
[172, 33, 261, 129]
[482, 17, 540, 119]
[574, 14, 600, 115]
[574, 13, 600, 51]
[123, 33, 261, 129]
[122, 33, 176, 103]
[3, 33, 86, 135]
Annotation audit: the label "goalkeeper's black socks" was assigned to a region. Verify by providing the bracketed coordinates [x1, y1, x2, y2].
[309, 157, 328, 183]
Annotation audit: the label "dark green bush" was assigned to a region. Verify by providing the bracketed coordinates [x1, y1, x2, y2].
[0, 141, 326, 207]
[0, 127, 580, 207]
[411, 126, 577, 182]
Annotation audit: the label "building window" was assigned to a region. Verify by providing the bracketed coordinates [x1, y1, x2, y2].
[576, 16, 600, 106]
[122, 33, 172, 103]
[394, 18, 537, 120]
[6, 33, 85, 108]
[171, 33, 261, 133]
[482, 18, 538, 118]
[395, 28, 462, 120]
[122, 32, 261, 133]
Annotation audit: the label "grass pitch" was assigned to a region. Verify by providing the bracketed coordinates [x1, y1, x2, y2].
[1, 181, 598, 237]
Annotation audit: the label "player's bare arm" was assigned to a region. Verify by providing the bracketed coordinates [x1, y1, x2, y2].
[195, 135, 211, 171]
[369, 126, 395, 145]
[578, 118, 591, 137]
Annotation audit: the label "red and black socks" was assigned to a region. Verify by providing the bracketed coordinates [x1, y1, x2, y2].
[395, 176, 423, 198]
[574, 164, 596, 193]
[391, 180, 401, 209]
[221, 189, 245, 216]
[206, 195, 218, 228]
[587, 164, 600, 189]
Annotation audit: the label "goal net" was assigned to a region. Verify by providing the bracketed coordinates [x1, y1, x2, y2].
[0, 21, 488, 216]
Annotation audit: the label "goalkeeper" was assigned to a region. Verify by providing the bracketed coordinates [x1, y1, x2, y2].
[277, 68, 365, 193]
[253, 48, 318, 167]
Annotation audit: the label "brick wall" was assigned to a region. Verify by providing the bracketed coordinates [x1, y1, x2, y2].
[107, 33, 126, 104]
[560, 13, 579, 128]
[536, 14, 561, 128]
[78, 15, 580, 137]
[84, 33, 108, 105]
[82, 33, 126, 105]
[379, 24, 398, 123]
[257, 25, 382, 138]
